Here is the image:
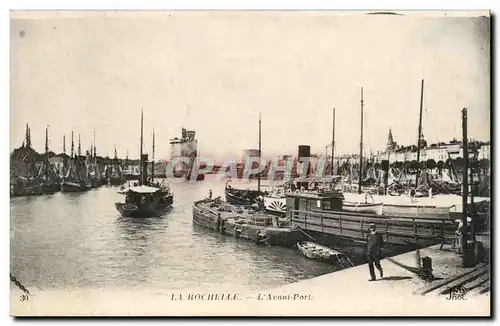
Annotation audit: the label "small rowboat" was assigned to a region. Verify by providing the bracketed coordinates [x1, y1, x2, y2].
[297, 241, 355, 267]
[343, 201, 384, 215]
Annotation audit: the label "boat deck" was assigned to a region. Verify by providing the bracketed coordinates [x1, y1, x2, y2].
[193, 199, 305, 247]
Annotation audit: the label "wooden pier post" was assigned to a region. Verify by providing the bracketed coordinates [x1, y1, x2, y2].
[462, 108, 476, 268]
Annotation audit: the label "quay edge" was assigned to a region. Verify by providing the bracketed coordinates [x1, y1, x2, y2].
[248, 243, 490, 316]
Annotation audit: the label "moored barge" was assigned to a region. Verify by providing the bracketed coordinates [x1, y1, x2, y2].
[192, 198, 306, 247]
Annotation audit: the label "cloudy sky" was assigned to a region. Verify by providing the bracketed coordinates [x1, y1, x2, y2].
[10, 11, 490, 162]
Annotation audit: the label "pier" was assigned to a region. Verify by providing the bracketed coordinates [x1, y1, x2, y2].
[249, 240, 490, 316]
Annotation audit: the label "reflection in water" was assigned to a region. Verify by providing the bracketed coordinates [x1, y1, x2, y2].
[11, 177, 338, 292]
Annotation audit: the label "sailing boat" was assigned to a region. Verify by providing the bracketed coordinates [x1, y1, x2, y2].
[87, 130, 104, 188]
[223, 114, 287, 215]
[37, 126, 61, 194]
[104, 146, 126, 186]
[61, 132, 92, 192]
[115, 111, 174, 218]
[10, 124, 45, 197]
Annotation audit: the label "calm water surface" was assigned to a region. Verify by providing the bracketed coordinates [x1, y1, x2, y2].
[10, 177, 339, 293]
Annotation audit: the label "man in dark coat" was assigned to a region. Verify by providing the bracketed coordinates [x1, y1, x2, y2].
[367, 223, 384, 281]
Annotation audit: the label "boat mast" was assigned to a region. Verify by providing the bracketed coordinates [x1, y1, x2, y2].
[71, 131, 74, 159]
[45, 125, 49, 178]
[258, 112, 261, 192]
[139, 109, 144, 186]
[358, 87, 364, 194]
[331, 108, 335, 175]
[78, 134, 81, 157]
[152, 129, 155, 183]
[416, 79, 424, 184]
[63, 135, 66, 154]
[93, 130, 97, 162]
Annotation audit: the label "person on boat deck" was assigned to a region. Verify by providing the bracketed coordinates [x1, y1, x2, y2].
[366, 223, 384, 281]
[209, 189, 212, 199]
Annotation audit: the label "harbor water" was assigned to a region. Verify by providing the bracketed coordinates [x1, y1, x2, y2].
[10, 176, 348, 294]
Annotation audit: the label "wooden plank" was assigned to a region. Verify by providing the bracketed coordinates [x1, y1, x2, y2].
[463, 273, 490, 291]
[437, 265, 489, 295]
[292, 218, 448, 240]
[414, 263, 487, 296]
[468, 281, 490, 296]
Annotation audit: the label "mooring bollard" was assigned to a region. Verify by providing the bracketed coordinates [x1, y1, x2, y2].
[421, 256, 434, 281]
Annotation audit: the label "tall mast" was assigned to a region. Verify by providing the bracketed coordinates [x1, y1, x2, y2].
[71, 131, 74, 159]
[45, 125, 49, 178]
[331, 108, 335, 175]
[416, 79, 424, 184]
[93, 130, 96, 159]
[151, 129, 155, 183]
[45, 126, 49, 154]
[78, 134, 81, 156]
[63, 135, 66, 154]
[358, 87, 364, 194]
[140, 109, 144, 185]
[258, 112, 261, 192]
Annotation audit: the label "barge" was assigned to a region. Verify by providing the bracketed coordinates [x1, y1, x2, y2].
[192, 198, 306, 247]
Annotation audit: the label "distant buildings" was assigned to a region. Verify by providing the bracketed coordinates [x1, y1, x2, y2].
[372, 129, 491, 166]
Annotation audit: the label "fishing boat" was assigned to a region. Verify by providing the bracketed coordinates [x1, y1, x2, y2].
[297, 241, 354, 267]
[37, 127, 61, 194]
[61, 132, 92, 193]
[224, 180, 261, 206]
[115, 184, 173, 217]
[224, 114, 272, 206]
[115, 110, 174, 218]
[10, 124, 46, 197]
[104, 147, 126, 186]
[87, 130, 105, 188]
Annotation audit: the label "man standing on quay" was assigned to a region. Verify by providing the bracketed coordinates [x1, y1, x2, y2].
[367, 223, 384, 281]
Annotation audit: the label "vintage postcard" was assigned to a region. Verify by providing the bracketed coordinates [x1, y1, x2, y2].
[9, 10, 491, 316]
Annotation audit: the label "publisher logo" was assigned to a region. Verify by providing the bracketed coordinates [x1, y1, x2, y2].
[445, 286, 467, 300]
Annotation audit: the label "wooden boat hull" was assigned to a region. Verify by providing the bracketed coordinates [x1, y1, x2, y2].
[115, 194, 173, 218]
[192, 200, 305, 247]
[224, 188, 254, 206]
[90, 179, 104, 188]
[61, 182, 91, 193]
[343, 202, 384, 215]
[297, 241, 342, 263]
[10, 183, 43, 197]
[40, 182, 61, 194]
[108, 177, 127, 186]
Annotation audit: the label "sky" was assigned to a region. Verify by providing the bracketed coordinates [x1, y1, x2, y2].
[10, 11, 490, 162]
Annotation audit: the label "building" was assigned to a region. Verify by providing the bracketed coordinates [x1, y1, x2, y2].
[169, 128, 198, 176]
[373, 129, 491, 166]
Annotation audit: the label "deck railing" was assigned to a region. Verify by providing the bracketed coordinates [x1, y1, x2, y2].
[290, 209, 456, 246]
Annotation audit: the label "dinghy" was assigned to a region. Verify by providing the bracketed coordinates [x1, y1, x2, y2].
[297, 241, 354, 267]
[343, 201, 384, 215]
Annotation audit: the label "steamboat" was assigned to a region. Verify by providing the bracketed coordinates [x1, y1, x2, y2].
[115, 111, 174, 218]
